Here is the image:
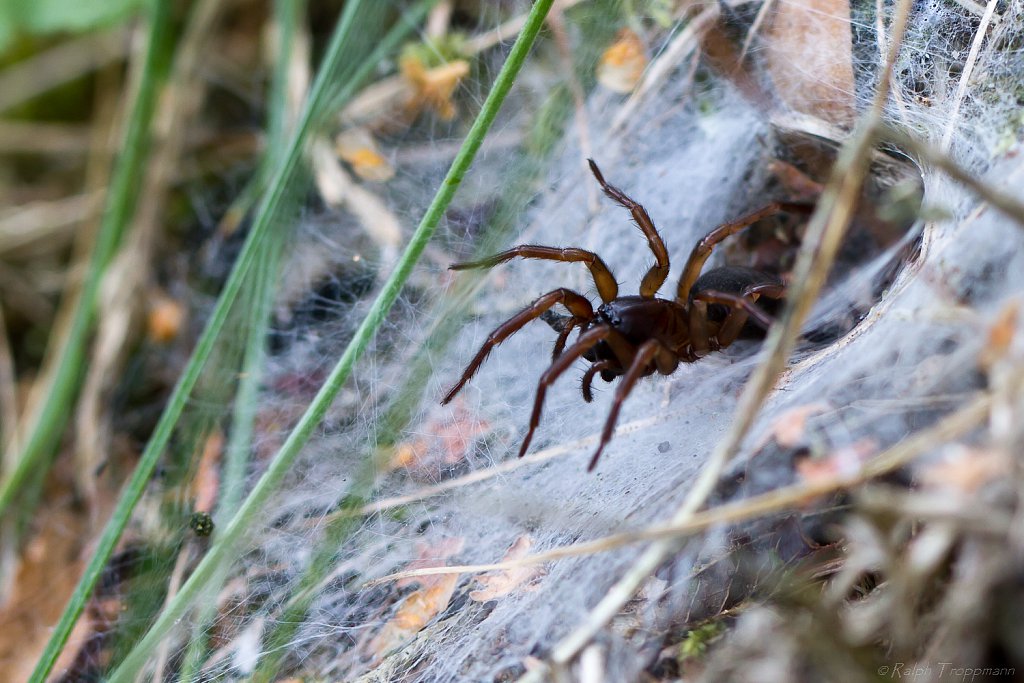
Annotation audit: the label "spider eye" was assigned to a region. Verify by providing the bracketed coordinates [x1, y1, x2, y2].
[597, 305, 620, 326]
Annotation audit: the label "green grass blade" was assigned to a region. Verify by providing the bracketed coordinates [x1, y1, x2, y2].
[26, 1, 385, 679]
[106, 1, 555, 679]
[0, 0, 175, 524]
[177, 4, 302, 675]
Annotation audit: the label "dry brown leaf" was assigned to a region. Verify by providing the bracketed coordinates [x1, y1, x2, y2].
[979, 299, 1019, 369]
[364, 537, 464, 660]
[597, 28, 647, 94]
[193, 428, 224, 513]
[469, 535, 545, 602]
[0, 481, 88, 679]
[335, 128, 395, 182]
[399, 55, 470, 121]
[919, 446, 1010, 494]
[763, 0, 855, 126]
[368, 575, 459, 659]
[771, 402, 830, 447]
[390, 399, 490, 473]
[311, 138, 402, 257]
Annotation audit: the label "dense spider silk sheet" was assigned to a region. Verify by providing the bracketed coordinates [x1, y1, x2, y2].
[122, 1, 1024, 680]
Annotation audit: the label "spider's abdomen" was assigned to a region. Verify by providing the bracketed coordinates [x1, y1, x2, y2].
[690, 265, 780, 296]
[690, 266, 783, 325]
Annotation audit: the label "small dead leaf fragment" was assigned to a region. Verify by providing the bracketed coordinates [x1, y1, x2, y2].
[771, 403, 830, 447]
[147, 293, 185, 342]
[335, 128, 395, 182]
[400, 54, 470, 120]
[311, 139, 403, 254]
[193, 429, 224, 513]
[980, 299, 1019, 369]
[469, 535, 545, 602]
[390, 399, 490, 473]
[920, 446, 1010, 494]
[368, 574, 459, 659]
[597, 28, 647, 93]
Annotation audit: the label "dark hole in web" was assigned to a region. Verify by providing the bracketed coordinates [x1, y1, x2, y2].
[717, 126, 924, 350]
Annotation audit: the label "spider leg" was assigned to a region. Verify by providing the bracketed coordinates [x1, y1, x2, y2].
[676, 202, 812, 303]
[450, 245, 619, 303]
[715, 283, 785, 345]
[519, 325, 617, 458]
[551, 317, 583, 360]
[581, 360, 613, 402]
[588, 159, 670, 299]
[688, 299, 711, 359]
[587, 339, 661, 471]
[692, 286, 782, 349]
[442, 289, 594, 405]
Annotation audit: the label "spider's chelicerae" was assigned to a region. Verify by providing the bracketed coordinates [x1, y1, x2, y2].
[443, 160, 809, 470]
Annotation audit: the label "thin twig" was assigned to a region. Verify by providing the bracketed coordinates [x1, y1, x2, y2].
[739, 0, 777, 62]
[940, 0, 1000, 151]
[0, 304, 17, 458]
[949, 0, 1001, 21]
[0, 192, 104, 257]
[876, 0, 910, 119]
[148, 545, 193, 682]
[0, 121, 94, 154]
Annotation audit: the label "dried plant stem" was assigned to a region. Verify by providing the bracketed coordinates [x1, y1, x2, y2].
[739, 0, 777, 62]
[0, 192, 104, 257]
[0, 304, 17, 457]
[370, 392, 990, 586]
[940, 0, 1001, 151]
[0, 27, 129, 113]
[77, 0, 229, 505]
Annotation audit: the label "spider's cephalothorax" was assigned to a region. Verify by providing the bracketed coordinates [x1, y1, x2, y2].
[443, 160, 809, 470]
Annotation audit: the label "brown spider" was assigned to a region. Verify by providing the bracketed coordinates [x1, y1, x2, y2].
[442, 160, 809, 470]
